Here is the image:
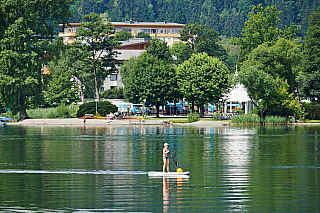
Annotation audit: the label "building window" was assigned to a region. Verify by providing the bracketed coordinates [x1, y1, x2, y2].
[110, 86, 117, 89]
[123, 28, 132, 32]
[160, 30, 163, 33]
[141, 29, 151, 33]
[110, 74, 117, 81]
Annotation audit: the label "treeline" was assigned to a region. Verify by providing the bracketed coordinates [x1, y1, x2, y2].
[70, 0, 320, 37]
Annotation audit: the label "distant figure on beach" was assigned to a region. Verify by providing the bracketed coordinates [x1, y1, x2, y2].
[83, 117, 86, 124]
[163, 143, 170, 172]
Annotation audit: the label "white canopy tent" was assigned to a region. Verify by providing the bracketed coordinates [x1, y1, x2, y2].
[223, 83, 253, 114]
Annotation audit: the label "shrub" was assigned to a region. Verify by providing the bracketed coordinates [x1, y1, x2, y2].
[187, 112, 200, 123]
[76, 101, 118, 117]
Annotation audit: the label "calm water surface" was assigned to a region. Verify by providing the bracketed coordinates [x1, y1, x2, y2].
[0, 124, 319, 212]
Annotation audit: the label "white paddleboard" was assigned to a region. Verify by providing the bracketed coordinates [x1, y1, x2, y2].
[148, 171, 190, 177]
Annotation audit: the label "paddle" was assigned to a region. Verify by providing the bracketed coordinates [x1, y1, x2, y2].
[169, 154, 179, 167]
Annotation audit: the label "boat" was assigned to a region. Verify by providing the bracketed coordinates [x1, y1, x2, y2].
[0, 117, 12, 123]
[148, 171, 190, 178]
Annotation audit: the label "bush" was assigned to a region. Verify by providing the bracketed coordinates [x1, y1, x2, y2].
[187, 112, 200, 123]
[76, 101, 118, 117]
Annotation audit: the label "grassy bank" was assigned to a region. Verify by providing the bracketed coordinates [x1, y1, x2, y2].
[1, 104, 79, 119]
[231, 114, 288, 125]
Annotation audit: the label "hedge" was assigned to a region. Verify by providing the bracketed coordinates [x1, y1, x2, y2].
[76, 101, 118, 117]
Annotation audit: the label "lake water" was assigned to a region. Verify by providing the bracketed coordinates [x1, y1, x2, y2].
[0, 124, 319, 212]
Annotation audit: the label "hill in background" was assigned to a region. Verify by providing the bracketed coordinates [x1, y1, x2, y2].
[70, 0, 320, 38]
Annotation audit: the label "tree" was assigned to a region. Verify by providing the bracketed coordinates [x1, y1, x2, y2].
[232, 4, 298, 61]
[146, 38, 172, 62]
[301, 72, 320, 103]
[302, 7, 320, 102]
[0, 0, 73, 119]
[114, 30, 133, 41]
[74, 13, 120, 101]
[121, 52, 178, 118]
[45, 53, 81, 105]
[180, 23, 226, 60]
[177, 53, 230, 116]
[101, 88, 125, 99]
[238, 60, 301, 118]
[170, 41, 193, 65]
[238, 63, 280, 118]
[244, 39, 303, 95]
[304, 7, 320, 74]
[135, 32, 151, 38]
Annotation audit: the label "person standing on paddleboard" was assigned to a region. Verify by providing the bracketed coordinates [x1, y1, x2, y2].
[163, 143, 170, 172]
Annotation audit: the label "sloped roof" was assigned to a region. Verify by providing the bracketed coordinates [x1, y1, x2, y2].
[225, 84, 251, 102]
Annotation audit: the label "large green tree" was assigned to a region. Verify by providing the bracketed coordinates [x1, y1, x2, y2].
[0, 0, 72, 119]
[239, 60, 301, 118]
[232, 4, 298, 61]
[304, 7, 320, 74]
[121, 53, 178, 117]
[170, 41, 193, 65]
[180, 23, 226, 60]
[73, 13, 120, 101]
[177, 52, 230, 116]
[121, 39, 178, 117]
[244, 39, 303, 96]
[45, 53, 81, 105]
[302, 7, 320, 102]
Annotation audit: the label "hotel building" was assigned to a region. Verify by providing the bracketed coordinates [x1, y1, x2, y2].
[58, 21, 185, 92]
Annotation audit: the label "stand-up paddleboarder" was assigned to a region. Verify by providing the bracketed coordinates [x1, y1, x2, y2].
[163, 143, 170, 172]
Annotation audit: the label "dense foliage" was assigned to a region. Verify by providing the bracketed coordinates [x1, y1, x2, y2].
[0, 0, 73, 119]
[177, 52, 230, 115]
[101, 88, 125, 99]
[301, 7, 320, 103]
[121, 39, 179, 117]
[70, 0, 320, 37]
[73, 13, 120, 101]
[76, 101, 118, 117]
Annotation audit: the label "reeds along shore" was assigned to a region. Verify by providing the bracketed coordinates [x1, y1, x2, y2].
[231, 114, 288, 125]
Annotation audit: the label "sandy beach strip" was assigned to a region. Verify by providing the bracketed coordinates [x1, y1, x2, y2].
[6, 118, 230, 127]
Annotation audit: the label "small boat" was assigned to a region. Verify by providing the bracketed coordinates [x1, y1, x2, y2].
[0, 117, 12, 123]
[148, 171, 190, 178]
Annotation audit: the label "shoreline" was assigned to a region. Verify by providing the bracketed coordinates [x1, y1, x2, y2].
[5, 118, 320, 127]
[6, 118, 230, 127]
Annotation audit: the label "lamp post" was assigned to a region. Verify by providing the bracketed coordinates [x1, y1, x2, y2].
[66, 100, 70, 118]
[143, 99, 146, 117]
[182, 98, 186, 114]
[219, 98, 222, 112]
[95, 99, 98, 115]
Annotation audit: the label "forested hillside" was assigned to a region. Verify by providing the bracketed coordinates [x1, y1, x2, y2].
[70, 0, 320, 37]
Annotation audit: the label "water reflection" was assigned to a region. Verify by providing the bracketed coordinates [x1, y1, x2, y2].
[163, 177, 169, 213]
[219, 128, 257, 211]
[0, 125, 319, 212]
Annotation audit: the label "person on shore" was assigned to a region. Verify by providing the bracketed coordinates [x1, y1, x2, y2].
[163, 143, 170, 172]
